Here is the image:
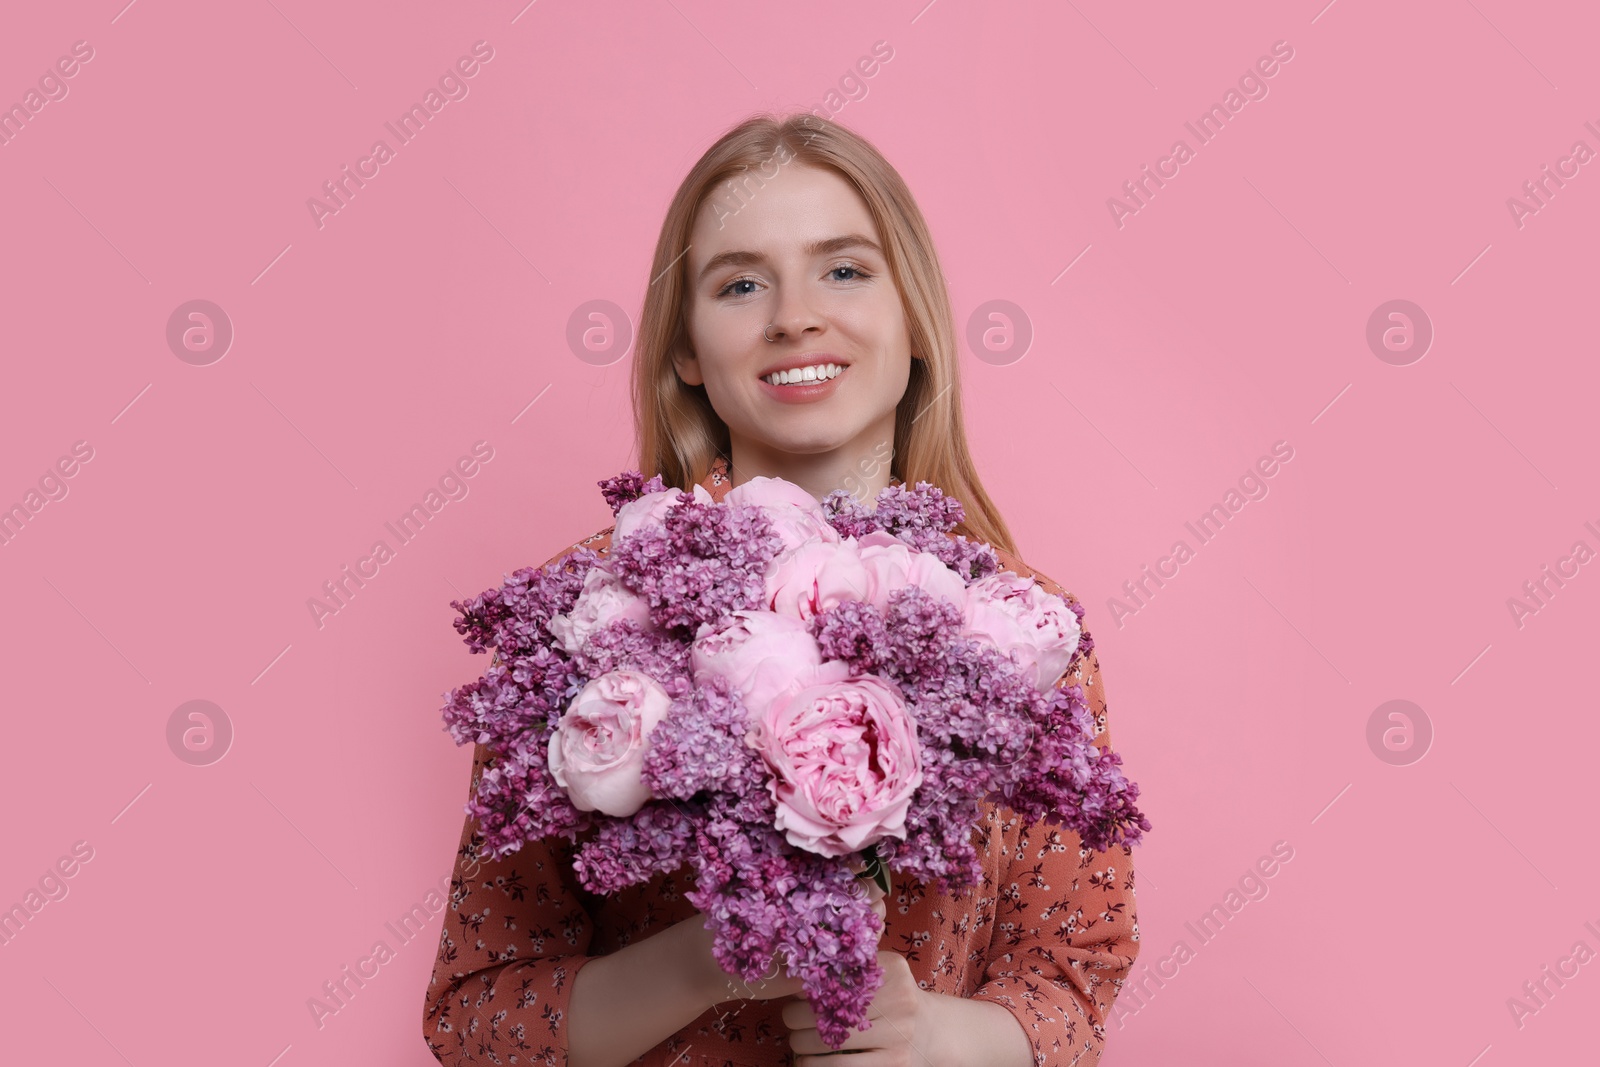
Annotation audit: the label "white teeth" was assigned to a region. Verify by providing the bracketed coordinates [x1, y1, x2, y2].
[765, 363, 843, 386]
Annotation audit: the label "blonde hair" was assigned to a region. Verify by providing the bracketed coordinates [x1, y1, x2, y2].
[630, 111, 1017, 557]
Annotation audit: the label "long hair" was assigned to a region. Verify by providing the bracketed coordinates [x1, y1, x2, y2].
[630, 111, 1017, 557]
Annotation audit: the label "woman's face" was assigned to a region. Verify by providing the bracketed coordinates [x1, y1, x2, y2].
[676, 162, 915, 490]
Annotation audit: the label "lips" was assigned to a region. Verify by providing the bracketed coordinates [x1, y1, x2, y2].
[757, 363, 846, 403]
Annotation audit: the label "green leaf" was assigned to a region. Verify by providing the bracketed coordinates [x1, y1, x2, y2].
[851, 847, 892, 898]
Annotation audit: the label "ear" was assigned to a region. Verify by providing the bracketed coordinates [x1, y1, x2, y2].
[671, 344, 704, 386]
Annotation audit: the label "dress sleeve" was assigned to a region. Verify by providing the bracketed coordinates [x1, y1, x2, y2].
[967, 598, 1143, 1066]
[423, 737, 604, 1065]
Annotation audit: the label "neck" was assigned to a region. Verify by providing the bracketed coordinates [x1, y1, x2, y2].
[725, 429, 897, 506]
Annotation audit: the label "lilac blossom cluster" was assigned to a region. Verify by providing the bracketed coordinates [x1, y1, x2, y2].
[439, 468, 1149, 1048]
[607, 493, 787, 635]
[821, 479, 1003, 583]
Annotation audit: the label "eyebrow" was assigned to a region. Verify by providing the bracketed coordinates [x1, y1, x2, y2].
[695, 234, 885, 284]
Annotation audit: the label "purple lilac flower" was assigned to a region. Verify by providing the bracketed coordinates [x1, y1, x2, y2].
[818, 490, 879, 539]
[465, 734, 593, 861]
[449, 549, 600, 656]
[641, 674, 766, 801]
[571, 800, 698, 891]
[607, 499, 785, 636]
[597, 469, 667, 515]
[682, 808, 887, 1049]
[764, 860, 886, 1048]
[569, 617, 693, 696]
[439, 647, 580, 755]
[440, 467, 1150, 1049]
[809, 599, 891, 675]
[822, 481, 1001, 582]
[442, 552, 604, 756]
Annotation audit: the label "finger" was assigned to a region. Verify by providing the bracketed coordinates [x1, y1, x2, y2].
[854, 878, 887, 919]
[781, 996, 816, 1030]
[787, 1023, 886, 1058]
[783, 995, 883, 1031]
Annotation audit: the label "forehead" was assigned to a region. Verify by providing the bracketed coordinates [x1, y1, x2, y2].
[688, 163, 879, 270]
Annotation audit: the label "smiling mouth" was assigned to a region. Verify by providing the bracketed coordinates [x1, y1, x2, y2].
[761, 363, 847, 386]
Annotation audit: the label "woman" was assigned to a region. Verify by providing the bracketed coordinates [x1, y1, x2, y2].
[423, 113, 1141, 1067]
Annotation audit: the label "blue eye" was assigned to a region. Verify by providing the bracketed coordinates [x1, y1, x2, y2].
[717, 278, 759, 298]
[714, 262, 873, 299]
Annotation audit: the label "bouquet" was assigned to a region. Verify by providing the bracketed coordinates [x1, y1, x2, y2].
[441, 469, 1149, 1048]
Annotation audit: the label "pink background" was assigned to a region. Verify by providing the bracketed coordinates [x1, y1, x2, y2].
[2, 1, 1595, 1063]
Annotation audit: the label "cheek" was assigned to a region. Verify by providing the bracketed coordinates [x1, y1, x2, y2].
[701, 362, 761, 428]
[686, 306, 745, 366]
[700, 368, 741, 411]
[844, 299, 904, 345]
[865, 353, 913, 404]
[851, 315, 914, 379]
[685, 334, 743, 395]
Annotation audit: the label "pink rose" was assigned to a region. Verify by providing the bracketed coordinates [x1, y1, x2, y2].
[548, 669, 673, 816]
[961, 573, 1082, 691]
[744, 660, 923, 857]
[547, 563, 652, 655]
[613, 483, 713, 543]
[690, 610, 823, 717]
[855, 530, 969, 612]
[725, 476, 841, 552]
[765, 540, 872, 621]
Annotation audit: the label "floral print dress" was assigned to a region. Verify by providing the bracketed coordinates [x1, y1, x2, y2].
[424, 458, 1142, 1066]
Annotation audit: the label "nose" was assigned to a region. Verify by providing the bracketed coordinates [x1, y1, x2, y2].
[762, 283, 826, 344]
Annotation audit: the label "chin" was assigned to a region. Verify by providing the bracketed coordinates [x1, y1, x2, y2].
[767, 436, 851, 456]
[746, 423, 849, 452]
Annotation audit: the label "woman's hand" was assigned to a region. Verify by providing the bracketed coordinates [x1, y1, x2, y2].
[711, 947, 808, 1004]
[684, 912, 808, 1004]
[781, 950, 936, 1066]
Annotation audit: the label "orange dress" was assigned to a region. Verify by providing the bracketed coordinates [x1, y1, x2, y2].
[423, 457, 1142, 1066]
